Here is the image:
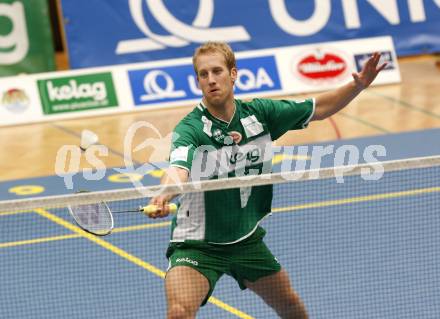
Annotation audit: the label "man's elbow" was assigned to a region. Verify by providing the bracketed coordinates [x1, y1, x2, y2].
[311, 110, 329, 121]
[164, 166, 189, 184]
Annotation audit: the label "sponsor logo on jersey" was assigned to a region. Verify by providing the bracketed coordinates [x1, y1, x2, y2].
[293, 49, 350, 84]
[229, 148, 261, 165]
[228, 131, 243, 144]
[190, 134, 273, 181]
[1, 88, 29, 113]
[213, 128, 226, 144]
[175, 257, 199, 266]
[212, 129, 243, 145]
[354, 51, 396, 72]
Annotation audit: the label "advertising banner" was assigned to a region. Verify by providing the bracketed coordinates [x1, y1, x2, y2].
[0, 0, 56, 76]
[59, 0, 440, 68]
[128, 56, 281, 106]
[126, 36, 401, 110]
[0, 74, 44, 126]
[275, 37, 400, 94]
[37, 73, 118, 114]
[0, 36, 400, 127]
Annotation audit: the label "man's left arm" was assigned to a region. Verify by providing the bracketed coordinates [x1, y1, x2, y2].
[312, 52, 387, 121]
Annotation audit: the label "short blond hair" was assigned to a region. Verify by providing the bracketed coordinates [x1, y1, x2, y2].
[192, 42, 236, 74]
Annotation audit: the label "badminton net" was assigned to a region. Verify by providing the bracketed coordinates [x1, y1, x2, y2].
[1, 155, 439, 318]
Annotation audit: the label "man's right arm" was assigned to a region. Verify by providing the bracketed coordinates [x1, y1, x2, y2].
[148, 166, 189, 218]
[149, 121, 197, 218]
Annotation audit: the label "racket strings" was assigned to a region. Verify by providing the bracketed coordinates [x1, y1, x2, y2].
[69, 202, 113, 235]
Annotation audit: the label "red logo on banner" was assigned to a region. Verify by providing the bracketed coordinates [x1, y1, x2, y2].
[293, 49, 350, 84]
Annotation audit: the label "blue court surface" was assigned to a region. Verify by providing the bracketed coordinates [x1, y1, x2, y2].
[1, 128, 440, 318]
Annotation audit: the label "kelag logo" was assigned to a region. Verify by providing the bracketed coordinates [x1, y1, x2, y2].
[38, 73, 118, 114]
[354, 51, 396, 72]
[129, 56, 281, 106]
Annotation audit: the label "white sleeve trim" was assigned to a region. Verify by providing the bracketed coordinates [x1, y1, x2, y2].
[302, 98, 316, 128]
[169, 164, 190, 173]
[170, 146, 189, 163]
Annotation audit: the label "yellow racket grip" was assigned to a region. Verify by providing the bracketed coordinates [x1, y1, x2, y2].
[141, 203, 177, 216]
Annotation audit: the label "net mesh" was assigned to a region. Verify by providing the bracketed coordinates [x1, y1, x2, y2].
[68, 202, 114, 236]
[1, 156, 440, 319]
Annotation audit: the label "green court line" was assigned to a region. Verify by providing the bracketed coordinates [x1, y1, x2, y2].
[338, 88, 440, 134]
[367, 90, 440, 120]
[338, 112, 390, 133]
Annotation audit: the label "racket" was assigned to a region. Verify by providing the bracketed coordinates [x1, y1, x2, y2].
[68, 202, 177, 236]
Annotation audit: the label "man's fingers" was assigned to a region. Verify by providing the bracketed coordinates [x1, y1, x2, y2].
[377, 62, 388, 72]
[366, 52, 380, 70]
[148, 202, 171, 218]
[372, 53, 386, 71]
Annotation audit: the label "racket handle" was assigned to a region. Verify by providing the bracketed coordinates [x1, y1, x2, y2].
[141, 203, 178, 215]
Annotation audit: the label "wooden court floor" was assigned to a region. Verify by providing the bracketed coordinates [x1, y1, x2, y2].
[1, 55, 439, 182]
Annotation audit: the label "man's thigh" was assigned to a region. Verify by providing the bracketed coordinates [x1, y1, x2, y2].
[167, 246, 226, 306]
[165, 266, 210, 311]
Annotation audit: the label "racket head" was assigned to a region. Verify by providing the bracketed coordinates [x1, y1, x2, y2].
[68, 201, 114, 236]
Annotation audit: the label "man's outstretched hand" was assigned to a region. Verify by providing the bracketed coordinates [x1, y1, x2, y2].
[352, 52, 388, 90]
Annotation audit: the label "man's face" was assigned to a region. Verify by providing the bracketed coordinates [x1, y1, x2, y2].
[195, 52, 237, 107]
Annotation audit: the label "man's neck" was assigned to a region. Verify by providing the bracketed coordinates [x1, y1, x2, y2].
[203, 98, 236, 123]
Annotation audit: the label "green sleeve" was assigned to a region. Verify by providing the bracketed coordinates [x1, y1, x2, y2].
[169, 123, 198, 171]
[253, 98, 315, 140]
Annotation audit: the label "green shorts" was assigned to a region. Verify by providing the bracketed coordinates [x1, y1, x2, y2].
[166, 227, 281, 306]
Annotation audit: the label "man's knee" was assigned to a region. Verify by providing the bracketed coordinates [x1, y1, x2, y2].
[285, 290, 302, 305]
[276, 292, 308, 319]
[167, 303, 196, 319]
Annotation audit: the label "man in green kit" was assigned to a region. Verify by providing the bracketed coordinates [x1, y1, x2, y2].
[149, 42, 386, 318]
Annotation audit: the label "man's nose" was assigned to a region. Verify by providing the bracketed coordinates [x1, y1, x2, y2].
[207, 72, 216, 84]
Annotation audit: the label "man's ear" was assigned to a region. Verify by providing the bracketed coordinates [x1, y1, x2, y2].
[231, 68, 237, 83]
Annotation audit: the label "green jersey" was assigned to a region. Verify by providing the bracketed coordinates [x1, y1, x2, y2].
[169, 98, 314, 244]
